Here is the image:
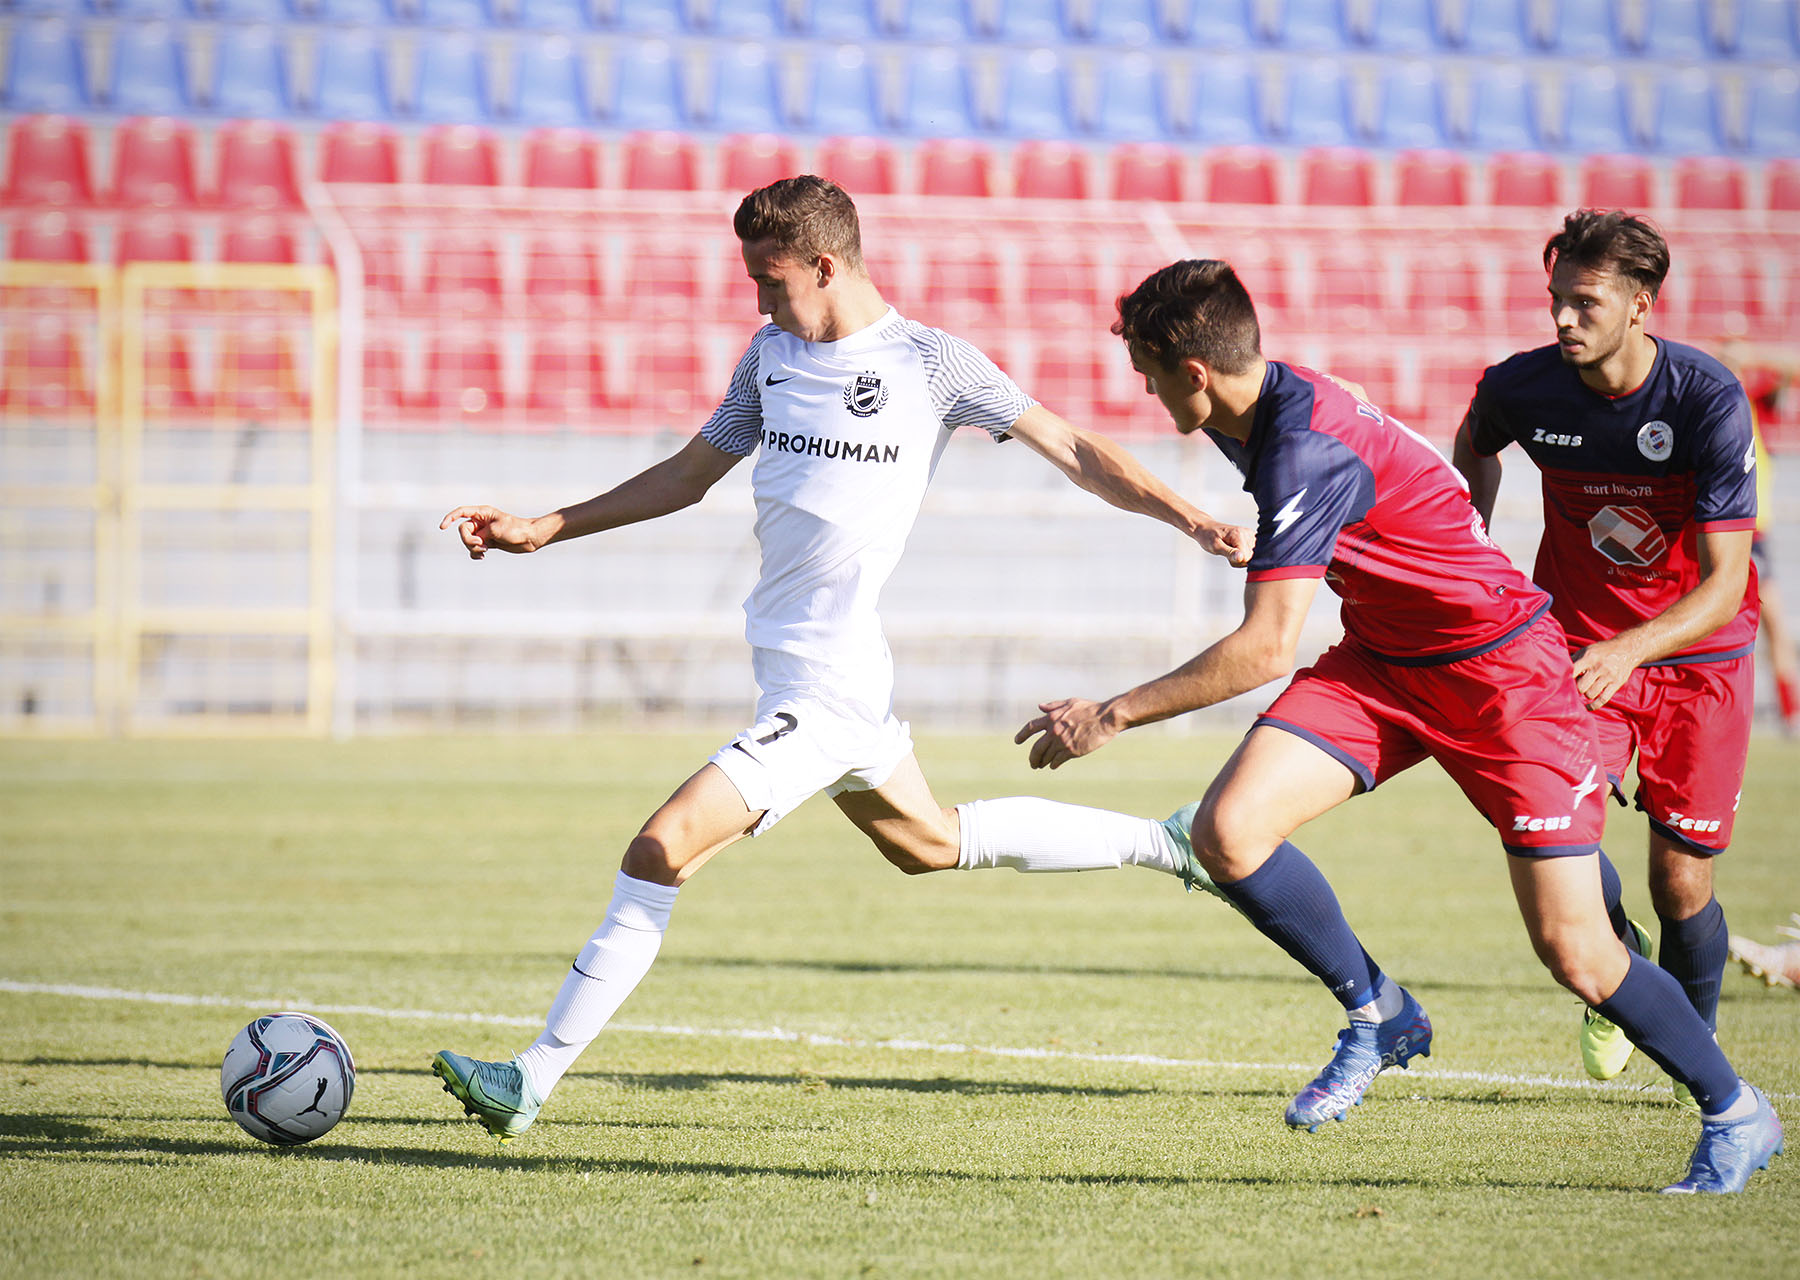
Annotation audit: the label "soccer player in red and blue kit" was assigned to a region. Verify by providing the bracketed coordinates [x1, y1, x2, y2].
[1021, 258, 1781, 1193]
[1453, 212, 1765, 1119]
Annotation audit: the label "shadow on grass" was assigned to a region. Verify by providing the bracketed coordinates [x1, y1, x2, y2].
[562, 1070, 1154, 1097]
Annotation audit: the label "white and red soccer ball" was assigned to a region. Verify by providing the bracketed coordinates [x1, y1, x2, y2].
[221, 1012, 356, 1146]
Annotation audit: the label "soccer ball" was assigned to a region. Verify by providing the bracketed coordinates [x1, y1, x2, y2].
[221, 1012, 356, 1146]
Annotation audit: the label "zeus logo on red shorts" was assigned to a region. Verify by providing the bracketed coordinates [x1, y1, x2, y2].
[1588, 505, 1669, 567]
[1663, 810, 1723, 835]
[1512, 814, 1574, 832]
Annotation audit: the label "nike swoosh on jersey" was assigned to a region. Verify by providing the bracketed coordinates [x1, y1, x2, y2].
[764, 372, 796, 385]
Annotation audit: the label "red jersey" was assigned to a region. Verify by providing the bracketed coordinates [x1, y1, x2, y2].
[1207, 363, 1549, 664]
[1465, 339, 1759, 664]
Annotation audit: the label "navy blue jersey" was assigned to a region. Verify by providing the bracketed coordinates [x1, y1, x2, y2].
[1208, 363, 1548, 664]
[1466, 339, 1758, 663]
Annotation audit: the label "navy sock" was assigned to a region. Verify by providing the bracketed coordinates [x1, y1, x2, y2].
[1596, 849, 1632, 942]
[1657, 896, 1729, 1033]
[1215, 841, 1383, 1010]
[1594, 951, 1740, 1111]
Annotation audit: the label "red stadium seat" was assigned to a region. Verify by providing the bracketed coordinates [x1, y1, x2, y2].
[421, 237, 503, 315]
[1673, 157, 1747, 211]
[419, 335, 505, 417]
[527, 338, 612, 416]
[337, 235, 408, 314]
[220, 220, 299, 264]
[115, 218, 195, 263]
[623, 132, 703, 190]
[1314, 259, 1388, 327]
[4, 115, 95, 206]
[524, 236, 602, 316]
[319, 123, 402, 184]
[922, 244, 1005, 330]
[1579, 155, 1656, 210]
[816, 137, 899, 196]
[720, 133, 799, 192]
[1, 322, 92, 415]
[1202, 147, 1281, 204]
[110, 117, 203, 209]
[1023, 244, 1105, 323]
[216, 120, 303, 211]
[1401, 254, 1484, 334]
[1488, 152, 1563, 207]
[1769, 159, 1800, 212]
[522, 128, 601, 189]
[1029, 349, 1105, 425]
[627, 239, 704, 318]
[1502, 260, 1551, 321]
[140, 330, 206, 417]
[1110, 143, 1185, 202]
[1394, 150, 1470, 206]
[1676, 258, 1765, 338]
[1299, 148, 1376, 206]
[422, 125, 502, 186]
[360, 341, 406, 418]
[216, 329, 307, 418]
[916, 139, 996, 197]
[1012, 141, 1088, 200]
[9, 213, 90, 262]
[1413, 357, 1492, 435]
[628, 343, 705, 419]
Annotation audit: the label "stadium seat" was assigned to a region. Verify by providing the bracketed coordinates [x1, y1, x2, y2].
[1673, 156, 1747, 210]
[3, 20, 88, 112]
[419, 334, 505, 417]
[216, 331, 307, 418]
[413, 0, 492, 25]
[627, 342, 705, 420]
[1731, 0, 1800, 59]
[522, 128, 600, 188]
[1460, 64, 1541, 152]
[1768, 159, 1800, 212]
[512, 0, 591, 27]
[207, 24, 291, 119]
[615, 0, 685, 32]
[1022, 242, 1105, 323]
[1299, 147, 1375, 205]
[422, 125, 501, 185]
[526, 338, 612, 416]
[1555, 67, 1634, 154]
[1313, 256, 1388, 326]
[622, 131, 702, 189]
[1502, 258, 1551, 317]
[421, 238, 503, 315]
[1177, 0, 1257, 46]
[609, 41, 686, 131]
[1746, 69, 1800, 156]
[523, 236, 602, 316]
[310, 0, 391, 22]
[1187, 57, 1262, 143]
[1089, 0, 1158, 46]
[319, 122, 402, 183]
[816, 136, 899, 195]
[1027, 349, 1106, 427]
[704, 44, 783, 134]
[111, 117, 203, 208]
[1400, 253, 1483, 334]
[999, 51, 1072, 138]
[107, 0, 185, 17]
[139, 330, 205, 417]
[1012, 140, 1087, 198]
[798, 0, 879, 39]
[4, 116, 95, 206]
[1542, 0, 1622, 54]
[896, 48, 978, 137]
[1412, 357, 1490, 432]
[1636, 0, 1711, 58]
[922, 243, 1005, 330]
[1579, 154, 1656, 209]
[307, 34, 392, 121]
[1110, 143, 1185, 201]
[1001, 0, 1073, 42]
[409, 33, 493, 123]
[915, 138, 994, 196]
[894, 0, 974, 41]
[1445, 0, 1529, 52]
[9, 213, 89, 263]
[511, 36, 589, 127]
[1395, 150, 1470, 206]
[221, 219, 300, 264]
[1647, 69, 1725, 154]
[803, 45, 881, 137]
[1092, 54, 1168, 140]
[720, 134, 799, 191]
[197, 0, 285, 15]
[1356, 0, 1438, 51]
[1, 322, 93, 415]
[1281, 58, 1355, 146]
[1269, 0, 1351, 50]
[1371, 62, 1448, 148]
[359, 340, 406, 418]
[1667, 257, 1762, 338]
[1202, 146, 1281, 203]
[1488, 151, 1562, 206]
[345, 234, 408, 309]
[115, 217, 195, 262]
[106, 22, 190, 115]
[704, 0, 785, 37]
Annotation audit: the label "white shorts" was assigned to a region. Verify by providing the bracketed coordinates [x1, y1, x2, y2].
[708, 646, 914, 835]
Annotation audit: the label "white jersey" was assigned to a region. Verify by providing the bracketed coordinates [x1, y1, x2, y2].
[701, 307, 1035, 663]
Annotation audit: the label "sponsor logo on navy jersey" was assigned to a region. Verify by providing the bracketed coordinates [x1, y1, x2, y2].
[1588, 504, 1667, 566]
[844, 372, 889, 418]
[1636, 420, 1674, 461]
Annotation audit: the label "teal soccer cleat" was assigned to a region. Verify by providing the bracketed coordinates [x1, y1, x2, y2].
[1286, 986, 1433, 1132]
[1662, 1085, 1783, 1194]
[432, 1049, 543, 1142]
[1161, 802, 1229, 902]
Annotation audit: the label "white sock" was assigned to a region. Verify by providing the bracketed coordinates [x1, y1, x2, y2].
[954, 797, 1184, 875]
[514, 871, 679, 1100]
[1703, 1081, 1757, 1124]
[1346, 979, 1405, 1025]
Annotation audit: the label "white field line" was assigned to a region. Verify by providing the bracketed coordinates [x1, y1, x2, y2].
[4, 979, 1793, 1102]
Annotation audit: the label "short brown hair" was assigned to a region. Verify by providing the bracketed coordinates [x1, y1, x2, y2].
[733, 175, 865, 270]
[1112, 260, 1262, 375]
[1543, 209, 1670, 301]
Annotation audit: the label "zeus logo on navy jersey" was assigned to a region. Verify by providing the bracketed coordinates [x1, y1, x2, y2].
[844, 372, 889, 418]
[758, 428, 900, 464]
[1531, 428, 1583, 447]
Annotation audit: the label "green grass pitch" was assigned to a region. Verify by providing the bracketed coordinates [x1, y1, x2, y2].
[2, 731, 1797, 1279]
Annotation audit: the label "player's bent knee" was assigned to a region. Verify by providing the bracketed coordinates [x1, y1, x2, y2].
[1189, 794, 1264, 881]
[1532, 933, 1620, 1006]
[621, 832, 683, 886]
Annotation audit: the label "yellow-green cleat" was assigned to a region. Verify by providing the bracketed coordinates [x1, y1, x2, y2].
[432, 1049, 543, 1142]
[1580, 918, 1654, 1080]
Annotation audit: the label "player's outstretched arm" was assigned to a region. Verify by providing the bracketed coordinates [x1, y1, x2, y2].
[1451, 413, 1502, 529]
[439, 434, 743, 561]
[1006, 405, 1253, 566]
[1016, 576, 1317, 769]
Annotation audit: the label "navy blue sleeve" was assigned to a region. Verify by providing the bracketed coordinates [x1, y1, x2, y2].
[1464, 366, 1516, 458]
[1689, 380, 1758, 527]
[1245, 430, 1378, 580]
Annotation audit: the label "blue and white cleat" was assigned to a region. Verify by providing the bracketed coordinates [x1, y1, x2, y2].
[1285, 987, 1433, 1132]
[1662, 1084, 1783, 1194]
[1161, 802, 1228, 903]
[432, 1049, 543, 1142]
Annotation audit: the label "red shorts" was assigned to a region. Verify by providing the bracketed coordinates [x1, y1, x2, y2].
[1258, 617, 1608, 857]
[1590, 657, 1753, 854]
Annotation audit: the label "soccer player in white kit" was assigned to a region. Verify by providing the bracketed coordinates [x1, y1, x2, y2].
[430, 177, 1252, 1140]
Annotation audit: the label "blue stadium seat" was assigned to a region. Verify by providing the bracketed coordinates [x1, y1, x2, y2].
[615, 0, 686, 34]
[1280, 58, 1355, 146]
[102, 0, 184, 17]
[412, 0, 492, 25]
[1557, 68, 1634, 153]
[511, 35, 588, 126]
[704, 44, 783, 133]
[307, 33, 392, 119]
[895, 0, 973, 41]
[108, 23, 191, 114]
[796, 0, 878, 40]
[209, 24, 292, 117]
[1542, 0, 1622, 55]
[1092, 54, 1168, 140]
[310, 0, 391, 21]
[1371, 61, 1447, 148]
[202, 0, 288, 19]
[1270, 0, 1351, 50]
[997, 51, 1069, 137]
[1186, 56, 1261, 142]
[1452, 0, 1532, 53]
[895, 48, 976, 136]
[1359, 0, 1439, 52]
[803, 45, 881, 136]
[1636, 0, 1711, 58]
[1647, 68, 1724, 153]
[994, 0, 1068, 44]
[408, 32, 492, 121]
[2, 20, 88, 111]
[1173, 0, 1255, 46]
[707, 0, 783, 38]
[1730, 0, 1800, 59]
[1746, 69, 1800, 155]
[1462, 64, 1541, 151]
[608, 41, 685, 129]
[1089, 0, 1158, 45]
[511, 0, 591, 27]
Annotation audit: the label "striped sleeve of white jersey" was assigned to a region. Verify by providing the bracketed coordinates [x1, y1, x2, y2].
[700, 325, 781, 456]
[901, 319, 1036, 438]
